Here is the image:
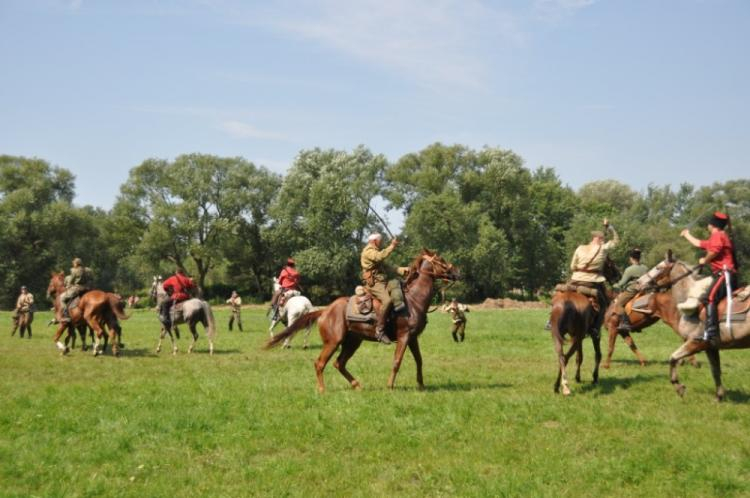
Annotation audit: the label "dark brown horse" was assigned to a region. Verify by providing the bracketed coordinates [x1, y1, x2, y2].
[266, 249, 460, 393]
[549, 289, 602, 395]
[47, 272, 128, 356]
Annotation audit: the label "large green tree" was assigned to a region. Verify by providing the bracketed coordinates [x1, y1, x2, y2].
[113, 154, 281, 291]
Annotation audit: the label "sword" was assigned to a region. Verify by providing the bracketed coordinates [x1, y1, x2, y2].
[360, 196, 396, 240]
[725, 265, 733, 339]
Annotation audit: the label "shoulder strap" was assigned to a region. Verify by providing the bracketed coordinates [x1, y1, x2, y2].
[577, 244, 602, 272]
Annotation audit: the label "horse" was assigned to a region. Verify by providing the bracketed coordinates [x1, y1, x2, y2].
[665, 261, 750, 401]
[265, 249, 460, 393]
[549, 288, 602, 395]
[602, 257, 698, 369]
[268, 279, 316, 349]
[150, 276, 216, 355]
[46, 272, 128, 356]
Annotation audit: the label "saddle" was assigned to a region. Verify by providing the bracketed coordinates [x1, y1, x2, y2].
[698, 287, 750, 323]
[554, 283, 600, 311]
[629, 292, 655, 315]
[346, 285, 408, 323]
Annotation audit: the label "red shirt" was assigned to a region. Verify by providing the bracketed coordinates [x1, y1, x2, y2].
[699, 230, 736, 273]
[278, 266, 300, 290]
[163, 273, 196, 302]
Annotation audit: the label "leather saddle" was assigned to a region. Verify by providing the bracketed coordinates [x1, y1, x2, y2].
[698, 286, 750, 322]
[628, 292, 655, 315]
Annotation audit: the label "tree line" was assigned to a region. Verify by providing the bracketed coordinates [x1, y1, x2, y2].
[1, 146, 748, 309]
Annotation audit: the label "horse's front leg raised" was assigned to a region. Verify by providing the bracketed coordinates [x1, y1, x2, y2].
[669, 340, 707, 397]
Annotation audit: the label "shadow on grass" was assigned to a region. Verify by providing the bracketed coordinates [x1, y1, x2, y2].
[422, 381, 513, 392]
[723, 390, 750, 404]
[579, 373, 662, 395]
[608, 357, 703, 367]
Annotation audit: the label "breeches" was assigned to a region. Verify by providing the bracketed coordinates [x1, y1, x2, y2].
[705, 272, 738, 305]
[614, 289, 638, 314]
[367, 282, 392, 308]
[452, 320, 466, 336]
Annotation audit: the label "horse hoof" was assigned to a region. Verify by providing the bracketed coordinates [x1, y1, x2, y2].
[675, 384, 686, 397]
[562, 386, 571, 396]
[602, 363, 610, 369]
[303, 345, 308, 350]
[417, 384, 425, 391]
[156, 347, 161, 354]
[351, 380, 362, 390]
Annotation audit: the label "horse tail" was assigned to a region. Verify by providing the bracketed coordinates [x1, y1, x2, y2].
[200, 300, 217, 342]
[108, 294, 130, 321]
[265, 309, 324, 350]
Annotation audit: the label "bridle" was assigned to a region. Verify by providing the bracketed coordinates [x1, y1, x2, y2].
[417, 254, 459, 312]
[641, 260, 703, 293]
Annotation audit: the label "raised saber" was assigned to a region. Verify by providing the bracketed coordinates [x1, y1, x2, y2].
[361, 197, 396, 240]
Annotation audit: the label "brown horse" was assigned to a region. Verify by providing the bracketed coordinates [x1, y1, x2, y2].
[266, 249, 460, 393]
[602, 259, 697, 368]
[666, 261, 750, 401]
[549, 289, 601, 395]
[46, 272, 129, 356]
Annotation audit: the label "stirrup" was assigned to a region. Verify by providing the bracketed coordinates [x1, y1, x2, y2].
[375, 328, 392, 344]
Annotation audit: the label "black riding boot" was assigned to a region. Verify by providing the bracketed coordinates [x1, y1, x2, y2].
[617, 313, 632, 332]
[696, 303, 720, 346]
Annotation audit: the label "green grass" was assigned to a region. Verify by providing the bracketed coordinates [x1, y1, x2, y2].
[1, 307, 750, 497]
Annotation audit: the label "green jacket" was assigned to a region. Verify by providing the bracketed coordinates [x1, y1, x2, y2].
[615, 263, 648, 292]
[69, 266, 94, 288]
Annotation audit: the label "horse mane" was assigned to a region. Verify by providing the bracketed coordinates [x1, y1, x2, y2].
[404, 248, 435, 287]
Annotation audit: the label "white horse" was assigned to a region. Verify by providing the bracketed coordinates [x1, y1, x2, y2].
[150, 276, 216, 355]
[269, 277, 315, 349]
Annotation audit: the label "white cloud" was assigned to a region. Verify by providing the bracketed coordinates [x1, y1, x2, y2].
[219, 120, 287, 141]
[68, 0, 83, 10]
[231, 0, 525, 92]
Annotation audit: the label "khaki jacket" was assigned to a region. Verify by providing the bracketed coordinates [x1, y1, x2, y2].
[361, 243, 396, 284]
[16, 293, 34, 312]
[570, 228, 619, 283]
[226, 296, 242, 312]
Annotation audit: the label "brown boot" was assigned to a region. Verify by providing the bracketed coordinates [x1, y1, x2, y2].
[375, 326, 392, 344]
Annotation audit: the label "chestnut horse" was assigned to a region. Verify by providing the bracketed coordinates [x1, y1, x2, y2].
[602, 258, 697, 368]
[266, 249, 460, 393]
[47, 272, 128, 356]
[549, 290, 601, 395]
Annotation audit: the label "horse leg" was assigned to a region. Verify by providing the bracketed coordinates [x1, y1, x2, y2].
[669, 340, 708, 397]
[107, 319, 121, 357]
[333, 335, 364, 389]
[408, 336, 425, 390]
[156, 325, 164, 354]
[602, 324, 617, 369]
[591, 332, 602, 384]
[188, 322, 198, 354]
[84, 314, 106, 357]
[314, 338, 341, 394]
[53, 324, 70, 354]
[705, 348, 725, 402]
[575, 342, 583, 383]
[621, 332, 647, 366]
[386, 334, 410, 390]
[552, 332, 565, 394]
[560, 338, 579, 396]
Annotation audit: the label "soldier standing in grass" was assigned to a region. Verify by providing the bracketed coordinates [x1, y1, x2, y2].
[443, 298, 469, 342]
[11, 286, 34, 337]
[227, 290, 243, 332]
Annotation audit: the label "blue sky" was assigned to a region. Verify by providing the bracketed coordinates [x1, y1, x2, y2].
[1, 0, 748, 212]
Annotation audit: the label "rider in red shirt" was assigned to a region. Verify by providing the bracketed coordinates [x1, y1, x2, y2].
[278, 258, 301, 291]
[681, 211, 738, 345]
[271, 258, 301, 317]
[159, 267, 196, 324]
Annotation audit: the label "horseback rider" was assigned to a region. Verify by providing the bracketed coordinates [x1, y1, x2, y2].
[569, 219, 619, 338]
[361, 232, 410, 344]
[271, 258, 302, 316]
[160, 267, 196, 325]
[680, 211, 738, 345]
[612, 248, 648, 332]
[60, 257, 94, 323]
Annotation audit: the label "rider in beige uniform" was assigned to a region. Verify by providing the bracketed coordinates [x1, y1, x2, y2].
[12, 286, 34, 335]
[361, 233, 403, 344]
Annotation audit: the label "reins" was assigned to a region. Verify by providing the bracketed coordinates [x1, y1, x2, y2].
[642, 261, 703, 293]
[416, 254, 458, 313]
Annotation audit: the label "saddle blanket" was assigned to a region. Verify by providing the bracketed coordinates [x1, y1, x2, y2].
[554, 283, 598, 298]
[346, 296, 376, 323]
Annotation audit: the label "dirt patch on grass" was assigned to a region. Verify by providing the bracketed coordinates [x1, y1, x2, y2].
[476, 298, 549, 310]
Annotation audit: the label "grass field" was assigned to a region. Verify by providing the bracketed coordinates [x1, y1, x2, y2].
[1, 306, 750, 497]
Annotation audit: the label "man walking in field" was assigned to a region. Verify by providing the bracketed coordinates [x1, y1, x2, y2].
[443, 298, 469, 342]
[227, 290, 243, 332]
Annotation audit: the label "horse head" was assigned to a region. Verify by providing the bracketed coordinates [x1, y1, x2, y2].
[413, 249, 461, 281]
[46, 271, 65, 299]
